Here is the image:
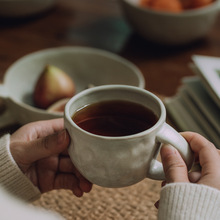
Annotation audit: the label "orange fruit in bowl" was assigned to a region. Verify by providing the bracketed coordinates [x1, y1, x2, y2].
[140, 0, 214, 11]
[179, 0, 193, 9]
[191, 0, 214, 8]
[140, 0, 151, 6]
[148, 0, 183, 12]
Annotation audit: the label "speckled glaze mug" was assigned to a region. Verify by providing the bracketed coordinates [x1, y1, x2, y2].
[64, 85, 194, 188]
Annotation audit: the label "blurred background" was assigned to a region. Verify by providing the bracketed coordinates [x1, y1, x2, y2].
[1, 0, 219, 97]
[0, 0, 220, 219]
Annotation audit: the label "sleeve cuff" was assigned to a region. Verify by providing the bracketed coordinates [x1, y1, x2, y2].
[0, 134, 41, 202]
[158, 182, 220, 220]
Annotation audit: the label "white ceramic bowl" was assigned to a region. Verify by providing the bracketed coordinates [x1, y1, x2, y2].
[0, 0, 57, 18]
[119, 0, 220, 45]
[0, 46, 145, 128]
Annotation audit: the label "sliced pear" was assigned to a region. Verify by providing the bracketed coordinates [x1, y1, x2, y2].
[33, 65, 75, 109]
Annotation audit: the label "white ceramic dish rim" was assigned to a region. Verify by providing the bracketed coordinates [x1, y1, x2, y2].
[65, 85, 165, 140]
[0, 46, 145, 115]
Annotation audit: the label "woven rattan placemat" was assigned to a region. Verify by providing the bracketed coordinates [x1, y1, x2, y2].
[32, 179, 161, 220]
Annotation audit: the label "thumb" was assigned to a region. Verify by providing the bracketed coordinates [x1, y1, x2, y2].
[160, 145, 189, 183]
[23, 129, 70, 163]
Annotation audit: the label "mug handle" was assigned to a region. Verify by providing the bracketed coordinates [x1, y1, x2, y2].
[147, 122, 194, 180]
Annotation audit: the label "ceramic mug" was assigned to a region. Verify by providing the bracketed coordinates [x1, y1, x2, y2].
[64, 85, 194, 188]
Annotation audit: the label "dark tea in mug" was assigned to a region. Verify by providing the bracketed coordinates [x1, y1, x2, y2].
[72, 100, 158, 137]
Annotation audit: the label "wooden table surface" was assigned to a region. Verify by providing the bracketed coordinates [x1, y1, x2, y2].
[0, 0, 220, 130]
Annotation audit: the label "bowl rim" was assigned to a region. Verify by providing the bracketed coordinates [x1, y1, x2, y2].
[1, 46, 145, 115]
[3, 46, 145, 90]
[121, 0, 220, 17]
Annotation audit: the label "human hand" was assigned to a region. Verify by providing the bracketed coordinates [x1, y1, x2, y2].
[160, 132, 220, 189]
[10, 119, 92, 197]
[155, 132, 220, 208]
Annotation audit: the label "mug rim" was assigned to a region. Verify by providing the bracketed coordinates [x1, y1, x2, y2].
[64, 85, 166, 139]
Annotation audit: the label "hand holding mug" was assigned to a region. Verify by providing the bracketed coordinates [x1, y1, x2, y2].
[161, 132, 220, 189]
[10, 119, 92, 196]
[64, 85, 194, 188]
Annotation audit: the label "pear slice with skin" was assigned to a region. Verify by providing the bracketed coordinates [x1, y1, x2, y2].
[33, 65, 75, 109]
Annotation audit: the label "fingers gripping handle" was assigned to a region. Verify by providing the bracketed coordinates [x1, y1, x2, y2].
[148, 123, 194, 180]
